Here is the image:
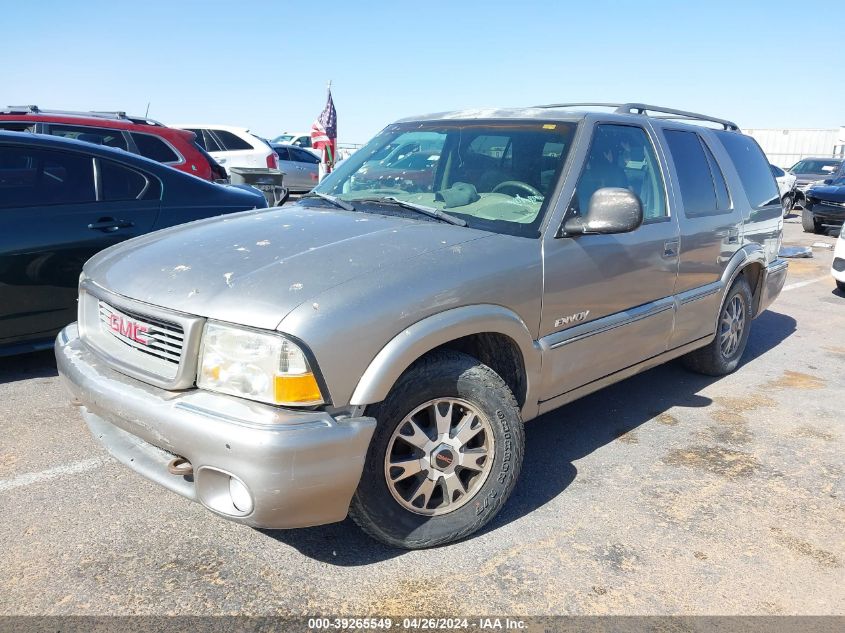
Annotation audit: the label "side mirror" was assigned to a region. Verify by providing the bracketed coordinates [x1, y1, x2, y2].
[562, 187, 644, 236]
[823, 179, 833, 185]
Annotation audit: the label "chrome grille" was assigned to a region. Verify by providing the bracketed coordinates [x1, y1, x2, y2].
[98, 301, 185, 366]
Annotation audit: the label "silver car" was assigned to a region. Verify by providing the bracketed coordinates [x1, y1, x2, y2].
[56, 103, 788, 549]
[272, 143, 319, 192]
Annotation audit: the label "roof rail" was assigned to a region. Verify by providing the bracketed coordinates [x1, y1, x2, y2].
[2, 105, 164, 127]
[534, 102, 740, 131]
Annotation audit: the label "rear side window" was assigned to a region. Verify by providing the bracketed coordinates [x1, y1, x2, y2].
[99, 159, 158, 201]
[290, 147, 320, 164]
[273, 146, 290, 161]
[0, 145, 95, 207]
[131, 133, 180, 163]
[664, 130, 730, 218]
[48, 124, 128, 151]
[701, 138, 731, 211]
[212, 130, 253, 151]
[715, 132, 780, 208]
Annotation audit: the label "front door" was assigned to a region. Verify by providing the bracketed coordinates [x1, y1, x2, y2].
[538, 122, 680, 406]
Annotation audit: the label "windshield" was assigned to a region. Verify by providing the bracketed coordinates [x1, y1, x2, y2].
[308, 120, 577, 237]
[789, 159, 841, 175]
[273, 134, 295, 143]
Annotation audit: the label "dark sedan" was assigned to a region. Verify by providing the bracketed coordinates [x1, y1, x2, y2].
[803, 174, 845, 234]
[0, 131, 267, 355]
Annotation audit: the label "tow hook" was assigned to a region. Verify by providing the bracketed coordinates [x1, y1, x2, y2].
[167, 456, 193, 477]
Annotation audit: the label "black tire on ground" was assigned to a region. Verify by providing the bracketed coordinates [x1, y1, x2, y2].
[782, 194, 793, 217]
[349, 349, 525, 549]
[681, 275, 753, 376]
[837, 280, 845, 293]
[802, 208, 821, 233]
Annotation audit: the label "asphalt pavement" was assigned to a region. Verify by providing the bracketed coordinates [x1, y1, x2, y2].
[1, 219, 842, 616]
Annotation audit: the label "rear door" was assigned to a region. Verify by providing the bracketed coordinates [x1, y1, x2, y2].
[288, 147, 320, 191]
[659, 128, 743, 347]
[209, 129, 262, 168]
[0, 144, 159, 343]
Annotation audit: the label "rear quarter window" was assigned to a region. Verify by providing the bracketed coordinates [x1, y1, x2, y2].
[131, 133, 180, 163]
[212, 130, 253, 151]
[715, 132, 780, 208]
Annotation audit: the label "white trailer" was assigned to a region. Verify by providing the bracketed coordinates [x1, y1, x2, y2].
[743, 127, 845, 169]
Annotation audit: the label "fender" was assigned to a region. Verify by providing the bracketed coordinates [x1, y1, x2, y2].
[719, 243, 768, 318]
[349, 304, 542, 420]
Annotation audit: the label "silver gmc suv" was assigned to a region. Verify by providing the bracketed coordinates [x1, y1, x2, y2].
[56, 103, 788, 549]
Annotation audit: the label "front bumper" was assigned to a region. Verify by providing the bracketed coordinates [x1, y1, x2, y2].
[757, 258, 789, 315]
[55, 324, 376, 529]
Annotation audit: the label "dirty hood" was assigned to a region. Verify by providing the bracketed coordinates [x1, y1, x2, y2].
[83, 205, 482, 329]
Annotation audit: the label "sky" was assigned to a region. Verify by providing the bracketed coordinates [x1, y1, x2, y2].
[2, 0, 842, 144]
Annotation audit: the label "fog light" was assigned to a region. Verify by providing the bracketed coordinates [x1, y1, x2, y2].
[228, 476, 254, 514]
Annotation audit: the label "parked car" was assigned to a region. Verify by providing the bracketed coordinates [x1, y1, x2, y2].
[351, 150, 442, 192]
[770, 164, 797, 215]
[832, 226, 845, 292]
[802, 173, 845, 233]
[271, 143, 320, 192]
[176, 124, 279, 171]
[56, 103, 787, 549]
[272, 131, 312, 149]
[0, 131, 266, 356]
[0, 106, 226, 181]
[788, 156, 844, 207]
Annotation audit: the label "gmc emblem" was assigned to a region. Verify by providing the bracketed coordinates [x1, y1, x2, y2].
[108, 314, 149, 345]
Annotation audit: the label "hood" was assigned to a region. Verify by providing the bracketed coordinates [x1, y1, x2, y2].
[83, 205, 485, 329]
[807, 184, 845, 202]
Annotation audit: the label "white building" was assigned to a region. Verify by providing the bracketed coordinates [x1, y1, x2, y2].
[743, 127, 845, 168]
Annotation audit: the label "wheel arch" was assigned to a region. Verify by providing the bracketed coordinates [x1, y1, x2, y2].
[720, 245, 768, 319]
[349, 305, 541, 420]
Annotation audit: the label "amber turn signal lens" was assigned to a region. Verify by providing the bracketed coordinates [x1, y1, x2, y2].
[274, 373, 322, 405]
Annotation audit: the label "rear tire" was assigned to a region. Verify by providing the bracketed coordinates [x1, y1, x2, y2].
[682, 275, 753, 376]
[802, 208, 821, 233]
[349, 350, 525, 549]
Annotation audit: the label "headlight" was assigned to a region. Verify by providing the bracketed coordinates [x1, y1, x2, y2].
[197, 322, 323, 406]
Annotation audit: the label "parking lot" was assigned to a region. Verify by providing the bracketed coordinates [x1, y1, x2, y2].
[0, 219, 842, 616]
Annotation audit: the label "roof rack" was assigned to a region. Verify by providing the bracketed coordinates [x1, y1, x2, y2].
[534, 102, 740, 131]
[3, 105, 164, 127]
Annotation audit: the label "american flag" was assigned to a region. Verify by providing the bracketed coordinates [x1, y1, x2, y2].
[311, 89, 337, 169]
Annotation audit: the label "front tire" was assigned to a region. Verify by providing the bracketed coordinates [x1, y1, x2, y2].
[802, 208, 821, 233]
[349, 350, 525, 549]
[682, 275, 753, 376]
[837, 280, 845, 293]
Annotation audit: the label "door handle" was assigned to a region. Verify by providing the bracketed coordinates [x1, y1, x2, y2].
[88, 218, 134, 232]
[663, 239, 680, 258]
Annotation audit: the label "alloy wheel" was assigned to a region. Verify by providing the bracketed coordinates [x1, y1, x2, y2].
[383, 398, 495, 516]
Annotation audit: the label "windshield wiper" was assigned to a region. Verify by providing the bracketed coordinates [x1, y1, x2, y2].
[357, 196, 467, 227]
[302, 192, 356, 212]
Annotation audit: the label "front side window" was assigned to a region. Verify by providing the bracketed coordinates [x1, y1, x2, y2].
[0, 145, 95, 208]
[770, 164, 785, 177]
[312, 120, 577, 237]
[716, 132, 779, 208]
[48, 124, 128, 151]
[131, 133, 180, 163]
[572, 124, 667, 221]
[213, 130, 253, 151]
